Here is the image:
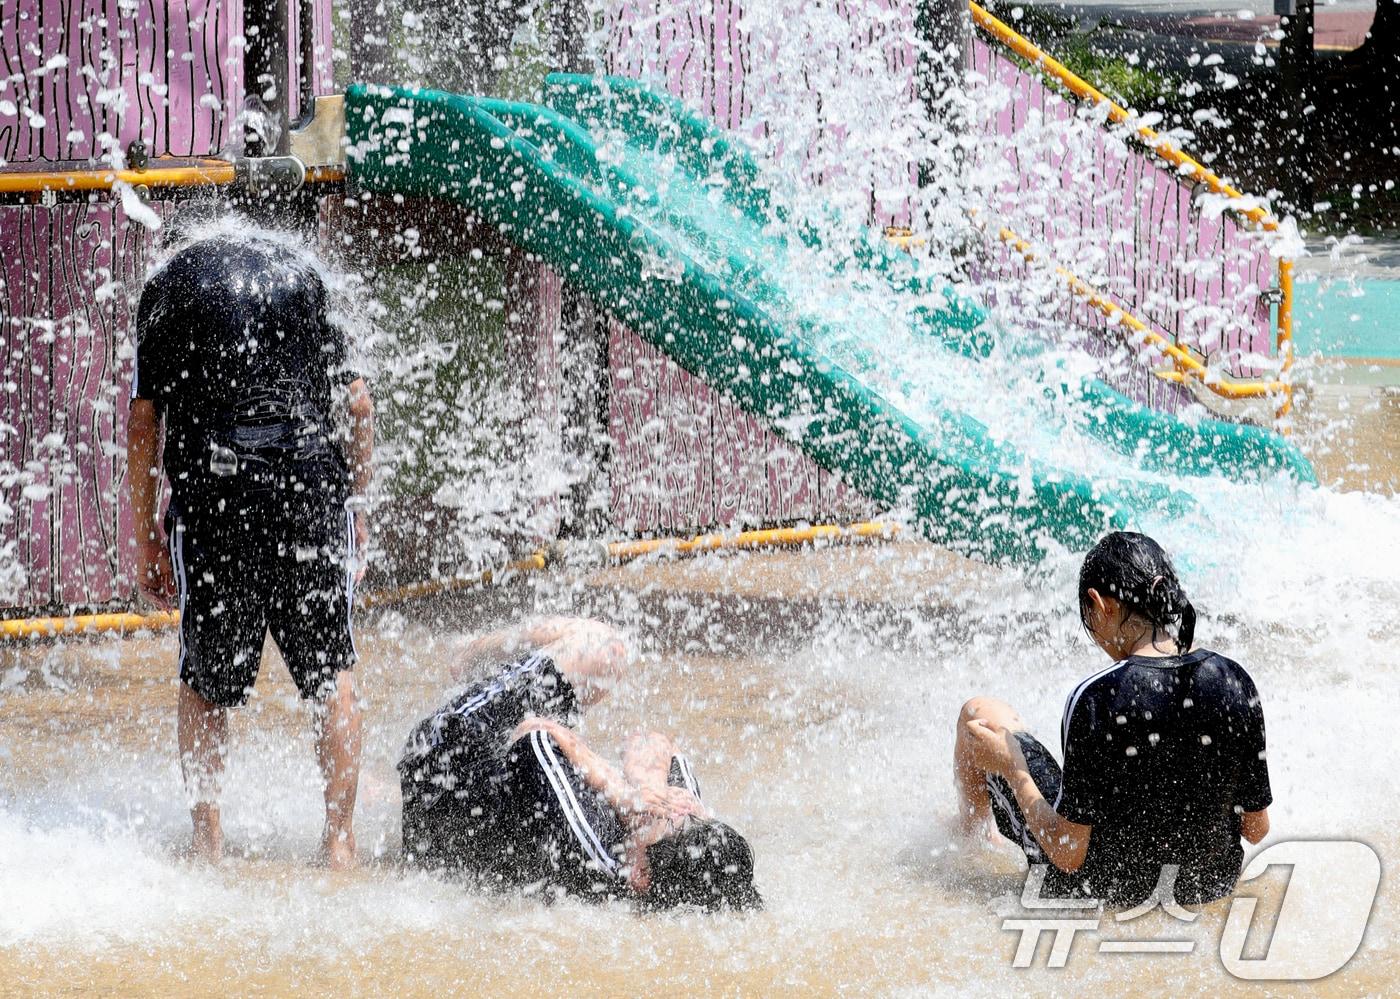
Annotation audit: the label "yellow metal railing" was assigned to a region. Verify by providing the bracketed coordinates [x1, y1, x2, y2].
[0, 159, 236, 194]
[966, 1, 1295, 422]
[0, 521, 901, 641]
[888, 221, 1285, 400]
[0, 160, 346, 196]
[987, 225, 1288, 400]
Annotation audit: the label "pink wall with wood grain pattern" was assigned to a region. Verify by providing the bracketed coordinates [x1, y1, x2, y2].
[1, 0, 334, 610]
[1, 0, 333, 166]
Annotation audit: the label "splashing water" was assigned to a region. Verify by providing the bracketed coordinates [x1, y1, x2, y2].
[2, 0, 1399, 995]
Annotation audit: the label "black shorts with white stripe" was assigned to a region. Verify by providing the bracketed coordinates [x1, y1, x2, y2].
[398, 655, 580, 872]
[477, 739, 712, 900]
[983, 732, 1097, 898]
[985, 731, 1063, 865]
[503, 729, 629, 895]
[401, 727, 630, 896]
[399, 658, 711, 900]
[668, 754, 701, 796]
[168, 510, 357, 708]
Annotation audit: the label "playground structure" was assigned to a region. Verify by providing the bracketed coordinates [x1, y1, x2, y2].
[0, 0, 1310, 617]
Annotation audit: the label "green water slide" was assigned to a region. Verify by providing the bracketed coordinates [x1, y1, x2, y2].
[344, 75, 1312, 563]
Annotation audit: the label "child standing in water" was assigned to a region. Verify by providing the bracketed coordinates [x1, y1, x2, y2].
[953, 532, 1272, 906]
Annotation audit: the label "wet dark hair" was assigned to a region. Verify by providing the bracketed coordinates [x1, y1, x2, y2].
[644, 819, 762, 912]
[1078, 531, 1196, 653]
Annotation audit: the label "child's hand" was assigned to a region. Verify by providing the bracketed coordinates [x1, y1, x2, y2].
[648, 785, 705, 821]
[623, 786, 707, 853]
[964, 717, 1019, 775]
[136, 535, 177, 609]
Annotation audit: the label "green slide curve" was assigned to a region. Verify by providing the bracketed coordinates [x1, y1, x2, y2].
[344, 75, 1312, 563]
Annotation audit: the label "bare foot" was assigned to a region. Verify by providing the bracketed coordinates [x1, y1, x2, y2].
[953, 812, 1005, 853]
[319, 828, 358, 871]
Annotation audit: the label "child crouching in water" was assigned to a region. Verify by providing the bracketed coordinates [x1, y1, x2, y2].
[954, 531, 1271, 906]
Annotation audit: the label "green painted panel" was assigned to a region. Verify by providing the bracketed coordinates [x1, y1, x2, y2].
[345, 77, 1311, 563]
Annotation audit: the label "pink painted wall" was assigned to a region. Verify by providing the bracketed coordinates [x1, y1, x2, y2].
[607, 317, 868, 535]
[507, 256, 871, 540]
[591, 0, 924, 534]
[596, 1, 1280, 381]
[1, 0, 1286, 609]
[584, 1, 1287, 534]
[1, 0, 335, 610]
[599, 0, 924, 228]
[966, 37, 1277, 384]
[0, 0, 334, 166]
[0, 200, 158, 608]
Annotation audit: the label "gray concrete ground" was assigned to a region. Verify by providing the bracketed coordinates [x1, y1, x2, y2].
[1300, 237, 1400, 279]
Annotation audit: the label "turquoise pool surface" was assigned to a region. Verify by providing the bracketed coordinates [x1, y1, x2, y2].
[1294, 278, 1400, 359]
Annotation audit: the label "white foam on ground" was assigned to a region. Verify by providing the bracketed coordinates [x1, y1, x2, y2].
[1, 538, 1395, 994]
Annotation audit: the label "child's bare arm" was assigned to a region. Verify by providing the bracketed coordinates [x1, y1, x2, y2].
[453, 617, 625, 681]
[453, 626, 534, 674]
[622, 731, 679, 791]
[512, 718, 698, 826]
[535, 620, 629, 702]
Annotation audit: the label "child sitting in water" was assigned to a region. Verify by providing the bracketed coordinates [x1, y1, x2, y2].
[953, 532, 1271, 906]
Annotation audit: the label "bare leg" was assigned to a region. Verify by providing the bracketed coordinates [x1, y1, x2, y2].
[313, 670, 362, 870]
[178, 681, 228, 862]
[458, 617, 629, 707]
[622, 731, 679, 791]
[953, 696, 1025, 839]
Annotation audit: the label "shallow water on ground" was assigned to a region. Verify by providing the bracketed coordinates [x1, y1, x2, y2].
[1, 529, 1396, 995]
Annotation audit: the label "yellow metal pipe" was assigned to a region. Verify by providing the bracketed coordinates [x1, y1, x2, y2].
[0, 161, 346, 195]
[0, 610, 179, 641]
[606, 520, 898, 560]
[888, 222, 1286, 401]
[305, 165, 347, 184]
[0, 521, 900, 640]
[0, 161, 236, 194]
[968, 3, 1274, 231]
[1275, 259, 1296, 421]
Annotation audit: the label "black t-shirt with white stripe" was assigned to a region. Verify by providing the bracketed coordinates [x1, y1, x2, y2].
[134, 235, 358, 542]
[400, 655, 705, 901]
[1056, 648, 1272, 904]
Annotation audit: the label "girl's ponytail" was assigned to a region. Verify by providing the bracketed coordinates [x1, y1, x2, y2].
[1176, 599, 1197, 653]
